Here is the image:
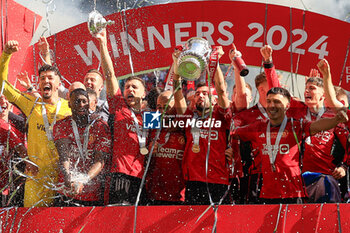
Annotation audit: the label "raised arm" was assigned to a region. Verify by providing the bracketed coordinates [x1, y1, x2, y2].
[261, 45, 281, 89]
[38, 37, 51, 65]
[0, 40, 19, 85]
[96, 29, 119, 98]
[172, 49, 187, 114]
[317, 59, 343, 111]
[213, 46, 230, 109]
[229, 44, 248, 111]
[310, 109, 348, 135]
[16, 72, 41, 98]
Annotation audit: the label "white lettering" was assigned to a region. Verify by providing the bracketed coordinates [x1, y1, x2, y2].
[186, 118, 196, 128]
[109, 33, 120, 58]
[120, 28, 145, 55]
[178, 120, 184, 128]
[174, 22, 191, 45]
[147, 25, 171, 50]
[214, 121, 221, 128]
[196, 22, 215, 45]
[267, 25, 288, 50]
[196, 120, 203, 128]
[203, 119, 210, 128]
[346, 66, 350, 74]
[217, 21, 234, 46]
[346, 74, 350, 84]
[74, 41, 100, 66]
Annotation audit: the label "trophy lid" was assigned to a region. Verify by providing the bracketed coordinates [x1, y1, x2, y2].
[88, 10, 115, 36]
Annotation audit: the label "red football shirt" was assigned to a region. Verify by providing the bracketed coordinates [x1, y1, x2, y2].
[232, 104, 268, 175]
[53, 116, 111, 201]
[303, 110, 348, 175]
[108, 89, 146, 178]
[0, 119, 23, 190]
[234, 118, 311, 199]
[181, 105, 230, 185]
[146, 128, 186, 202]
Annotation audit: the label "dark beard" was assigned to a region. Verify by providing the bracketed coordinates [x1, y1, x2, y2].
[73, 114, 89, 127]
[196, 104, 209, 113]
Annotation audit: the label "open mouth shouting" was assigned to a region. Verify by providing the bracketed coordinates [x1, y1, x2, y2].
[126, 94, 136, 104]
[42, 84, 52, 98]
[304, 94, 313, 102]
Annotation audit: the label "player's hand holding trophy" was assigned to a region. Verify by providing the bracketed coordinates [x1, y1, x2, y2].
[177, 38, 249, 81]
[88, 10, 115, 37]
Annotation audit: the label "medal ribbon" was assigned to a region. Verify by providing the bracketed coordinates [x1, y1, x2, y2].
[71, 118, 96, 159]
[257, 102, 268, 119]
[266, 116, 287, 167]
[305, 107, 325, 143]
[130, 110, 147, 151]
[191, 112, 208, 147]
[42, 99, 62, 141]
[306, 107, 325, 121]
[207, 46, 219, 91]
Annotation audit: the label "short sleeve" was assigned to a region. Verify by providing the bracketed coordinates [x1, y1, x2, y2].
[53, 119, 70, 141]
[107, 88, 124, 114]
[233, 123, 257, 142]
[93, 120, 112, 154]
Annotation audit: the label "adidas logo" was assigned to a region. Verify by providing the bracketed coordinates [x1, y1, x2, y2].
[259, 133, 265, 138]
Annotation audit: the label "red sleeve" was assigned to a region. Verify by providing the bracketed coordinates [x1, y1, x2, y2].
[232, 123, 257, 142]
[0, 120, 22, 148]
[334, 125, 349, 164]
[300, 118, 312, 138]
[347, 110, 350, 129]
[107, 88, 124, 114]
[93, 120, 112, 154]
[53, 119, 70, 141]
[8, 128, 22, 148]
[264, 63, 281, 89]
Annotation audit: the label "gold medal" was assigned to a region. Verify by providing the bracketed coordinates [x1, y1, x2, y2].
[48, 140, 56, 150]
[192, 144, 200, 153]
[140, 147, 149, 155]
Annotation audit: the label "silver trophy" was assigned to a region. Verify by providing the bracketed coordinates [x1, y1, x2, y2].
[178, 37, 212, 81]
[88, 10, 115, 36]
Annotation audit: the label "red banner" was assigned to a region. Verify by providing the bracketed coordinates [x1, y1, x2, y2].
[17, 1, 350, 90]
[1, 204, 350, 232]
[0, 0, 41, 84]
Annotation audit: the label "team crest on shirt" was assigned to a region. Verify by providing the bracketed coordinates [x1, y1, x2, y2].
[178, 136, 185, 145]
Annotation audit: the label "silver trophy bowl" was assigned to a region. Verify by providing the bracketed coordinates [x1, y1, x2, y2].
[88, 10, 115, 36]
[178, 37, 212, 81]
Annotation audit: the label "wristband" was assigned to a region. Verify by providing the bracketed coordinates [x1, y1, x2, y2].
[263, 61, 274, 69]
[27, 86, 34, 93]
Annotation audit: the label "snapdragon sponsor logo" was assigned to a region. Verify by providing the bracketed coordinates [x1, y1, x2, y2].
[143, 111, 222, 129]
